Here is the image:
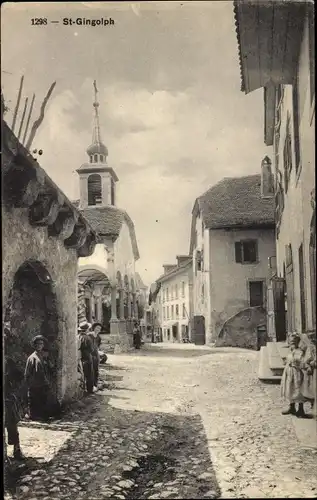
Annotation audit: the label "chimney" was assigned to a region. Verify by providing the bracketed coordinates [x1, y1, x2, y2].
[176, 255, 191, 267]
[261, 156, 274, 197]
[163, 264, 177, 274]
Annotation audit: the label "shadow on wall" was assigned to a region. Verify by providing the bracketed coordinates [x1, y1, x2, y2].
[215, 306, 267, 350]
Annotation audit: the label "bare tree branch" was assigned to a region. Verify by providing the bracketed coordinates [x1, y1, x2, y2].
[25, 81, 56, 151]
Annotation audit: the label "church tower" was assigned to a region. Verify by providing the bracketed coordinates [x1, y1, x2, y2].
[77, 81, 118, 209]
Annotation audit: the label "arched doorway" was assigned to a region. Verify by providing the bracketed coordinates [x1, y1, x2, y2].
[78, 267, 111, 333]
[5, 260, 59, 405]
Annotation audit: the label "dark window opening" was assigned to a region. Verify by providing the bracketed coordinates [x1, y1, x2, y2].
[196, 250, 202, 271]
[298, 243, 307, 332]
[249, 281, 264, 307]
[111, 178, 115, 205]
[89, 155, 93, 163]
[100, 154, 104, 163]
[292, 82, 301, 173]
[283, 114, 292, 193]
[88, 174, 102, 206]
[235, 240, 258, 264]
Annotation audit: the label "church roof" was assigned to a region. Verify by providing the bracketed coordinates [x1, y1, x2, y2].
[78, 205, 140, 260]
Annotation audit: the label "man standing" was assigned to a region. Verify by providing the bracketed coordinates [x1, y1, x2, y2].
[78, 322, 94, 394]
[24, 335, 50, 422]
[88, 322, 102, 391]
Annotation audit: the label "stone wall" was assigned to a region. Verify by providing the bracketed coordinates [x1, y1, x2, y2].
[3, 205, 79, 404]
[215, 306, 267, 350]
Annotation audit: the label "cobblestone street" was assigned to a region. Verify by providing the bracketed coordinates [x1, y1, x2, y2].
[5, 344, 317, 499]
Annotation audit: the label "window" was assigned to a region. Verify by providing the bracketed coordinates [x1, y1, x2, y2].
[163, 289, 166, 303]
[202, 284, 205, 300]
[163, 307, 166, 321]
[249, 281, 264, 307]
[111, 178, 115, 205]
[176, 304, 179, 319]
[196, 250, 202, 271]
[292, 81, 301, 173]
[235, 240, 258, 264]
[166, 288, 169, 301]
[100, 154, 104, 163]
[90, 155, 93, 163]
[182, 303, 186, 319]
[167, 306, 170, 320]
[171, 286, 174, 300]
[175, 284, 178, 299]
[88, 174, 102, 206]
[283, 114, 292, 193]
[298, 243, 307, 332]
[181, 282, 185, 297]
[94, 154, 98, 163]
[171, 305, 174, 320]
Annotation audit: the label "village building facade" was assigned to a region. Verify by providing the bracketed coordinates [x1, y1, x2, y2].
[2, 116, 97, 407]
[234, 0, 315, 343]
[74, 84, 141, 351]
[154, 257, 193, 343]
[189, 163, 276, 348]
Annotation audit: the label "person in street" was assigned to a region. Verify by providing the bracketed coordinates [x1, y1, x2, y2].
[133, 321, 142, 349]
[88, 322, 102, 391]
[4, 326, 26, 461]
[281, 332, 312, 418]
[78, 322, 94, 394]
[24, 335, 51, 422]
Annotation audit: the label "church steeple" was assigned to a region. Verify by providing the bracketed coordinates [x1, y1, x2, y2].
[76, 81, 119, 210]
[86, 80, 108, 163]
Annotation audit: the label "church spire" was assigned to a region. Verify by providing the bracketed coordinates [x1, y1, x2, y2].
[86, 80, 108, 163]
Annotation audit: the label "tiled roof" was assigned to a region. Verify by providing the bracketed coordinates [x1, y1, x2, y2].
[79, 205, 140, 260]
[156, 257, 192, 283]
[197, 175, 275, 229]
[135, 272, 147, 290]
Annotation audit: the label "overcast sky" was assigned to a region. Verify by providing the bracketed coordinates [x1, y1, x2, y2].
[2, 1, 271, 286]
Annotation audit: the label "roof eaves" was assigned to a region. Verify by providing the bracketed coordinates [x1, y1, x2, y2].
[233, 0, 246, 93]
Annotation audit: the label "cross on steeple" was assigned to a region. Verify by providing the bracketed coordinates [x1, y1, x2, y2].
[86, 80, 108, 163]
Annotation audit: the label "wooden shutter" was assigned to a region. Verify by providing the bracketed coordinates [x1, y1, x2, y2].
[235, 242, 242, 263]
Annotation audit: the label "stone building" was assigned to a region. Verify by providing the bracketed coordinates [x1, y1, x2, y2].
[234, 0, 315, 339]
[74, 83, 141, 351]
[2, 117, 97, 406]
[234, 0, 315, 379]
[189, 163, 276, 348]
[154, 257, 193, 343]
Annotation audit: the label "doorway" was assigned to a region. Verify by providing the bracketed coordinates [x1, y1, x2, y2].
[249, 281, 264, 307]
[172, 324, 178, 342]
[193, 315, 206, 345]
[5, 261, 59, 405]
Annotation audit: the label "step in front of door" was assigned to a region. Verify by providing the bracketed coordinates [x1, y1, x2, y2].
[267, 341, 285, 376]
[258, 346, 282, 383]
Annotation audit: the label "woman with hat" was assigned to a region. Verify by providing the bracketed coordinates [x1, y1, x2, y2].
[78, 322, 94, 394]
[281, 332, 311, 418]
[88, 322, 103, 391]
[24, 335, 50, 421]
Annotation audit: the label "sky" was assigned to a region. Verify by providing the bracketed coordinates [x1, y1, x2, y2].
[1, 1, 271, 286]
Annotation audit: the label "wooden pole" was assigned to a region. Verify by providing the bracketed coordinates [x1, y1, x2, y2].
[26, 81, 56, 151]
[11, 75, 24, 133]
[22, 93, 35, 145]
[17, 97, 28, 141]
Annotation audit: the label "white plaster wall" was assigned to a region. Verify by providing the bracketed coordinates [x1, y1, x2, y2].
[114, 221, 136, 282]
[192, 212, 211, 338]
[160, 269, 192, 341]
[275, 13, 315, 332]
[208, 228, 276, 343]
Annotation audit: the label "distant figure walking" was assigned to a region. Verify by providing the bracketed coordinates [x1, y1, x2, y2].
[133, 321, 142, 350]
[88, 322, 102, 391]
[78, 322, 94, 394]
[25, 335, 50, 422]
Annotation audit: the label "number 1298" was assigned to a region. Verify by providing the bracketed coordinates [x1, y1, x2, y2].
[31, 18, 48, 25]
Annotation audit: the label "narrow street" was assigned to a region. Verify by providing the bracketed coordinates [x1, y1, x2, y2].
[5, 344, 317, 499]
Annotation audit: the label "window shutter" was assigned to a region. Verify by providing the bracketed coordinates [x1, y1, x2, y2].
[235, 242, 242, 263]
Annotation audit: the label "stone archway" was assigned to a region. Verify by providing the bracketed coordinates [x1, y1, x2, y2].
[5, 260, 59, 406]
[78, 267, 112, 332]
